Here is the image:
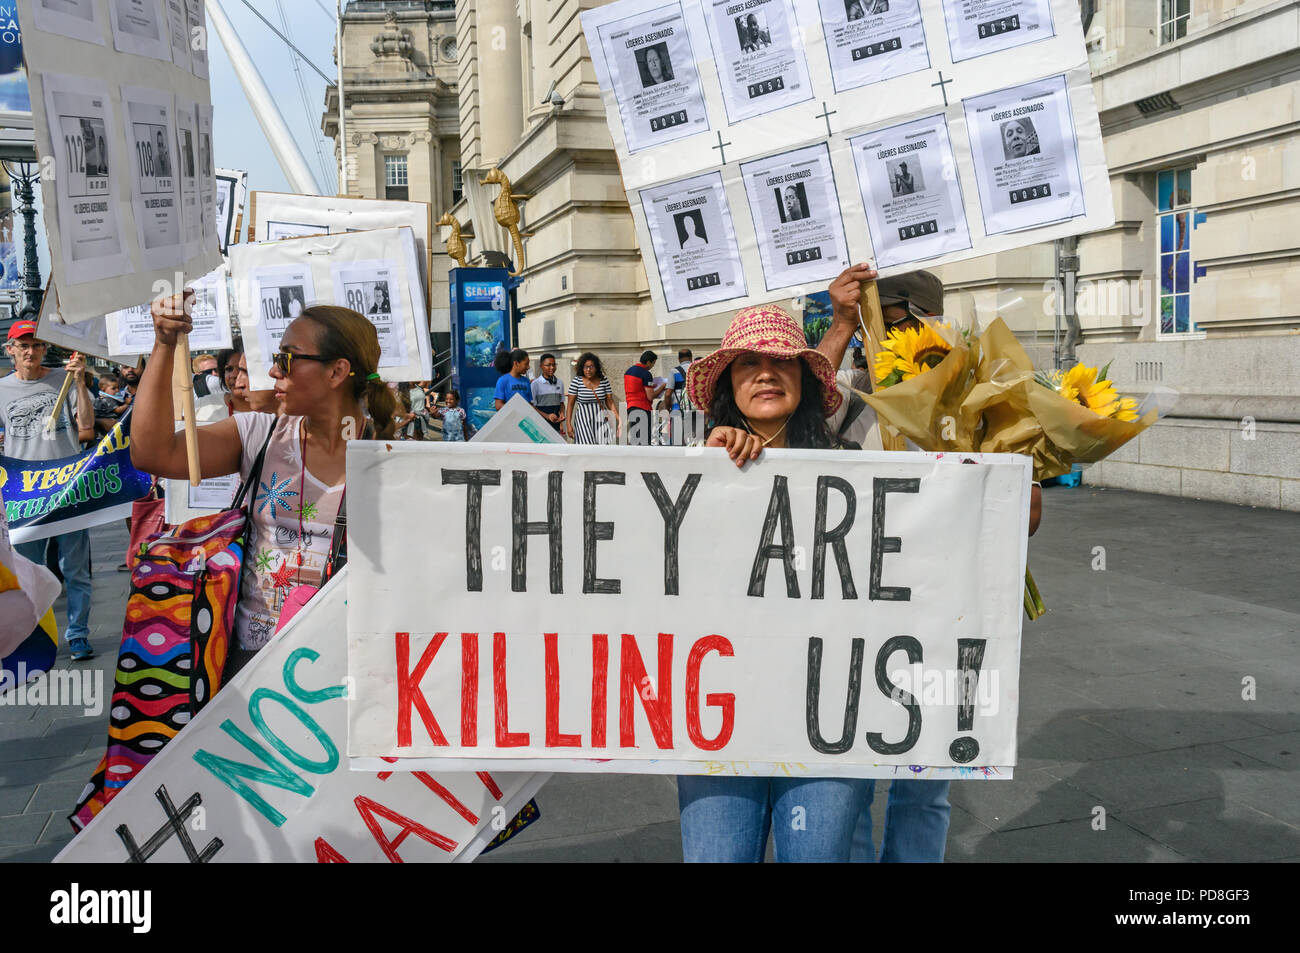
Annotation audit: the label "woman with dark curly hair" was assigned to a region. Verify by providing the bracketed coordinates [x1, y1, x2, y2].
[564, 351, 620, 444]
[678, 303, 868, 862]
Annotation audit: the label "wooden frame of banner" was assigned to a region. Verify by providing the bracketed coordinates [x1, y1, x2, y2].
[172, 331, 202, 487]
[43, 363, 76, 434]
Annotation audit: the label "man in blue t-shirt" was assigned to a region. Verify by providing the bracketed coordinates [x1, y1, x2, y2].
[494, 348, 533, 410]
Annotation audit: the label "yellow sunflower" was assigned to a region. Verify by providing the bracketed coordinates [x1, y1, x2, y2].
[874, 323, 952, 385]
[1058, 364, 1138, 421]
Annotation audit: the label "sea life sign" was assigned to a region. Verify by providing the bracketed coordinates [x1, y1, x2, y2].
[348, 443, 1030, 779]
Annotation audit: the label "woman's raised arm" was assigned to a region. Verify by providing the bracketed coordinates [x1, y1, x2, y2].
[129, 291, 245, 481]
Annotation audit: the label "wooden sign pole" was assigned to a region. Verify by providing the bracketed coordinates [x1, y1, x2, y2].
[44, 353, 78, 434]
[172, 333, 202, 486]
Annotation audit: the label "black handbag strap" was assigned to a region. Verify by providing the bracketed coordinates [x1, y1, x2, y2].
[325, 490, 347, 580]
[322, 420, 372, 579]
[231, 416, 281, 512]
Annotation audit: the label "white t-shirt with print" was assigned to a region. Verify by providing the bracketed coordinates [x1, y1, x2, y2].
[233, 413, 344, 650]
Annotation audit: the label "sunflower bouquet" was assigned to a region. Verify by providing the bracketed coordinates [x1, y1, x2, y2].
[1034, 363, 1137, 422]
[864, 315, 1157, 618]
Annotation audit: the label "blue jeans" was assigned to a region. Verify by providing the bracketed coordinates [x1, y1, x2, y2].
[16, 530, 92, 643]
[678, 774, 869, 862]
[850, 778, 951, 862]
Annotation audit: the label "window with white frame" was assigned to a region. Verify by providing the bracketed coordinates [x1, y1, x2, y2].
[451, 160, 462, 203]
[384, 154, 408, 200]
[1156, 166, 1195, 335]
[1159, 0, 1189, 43]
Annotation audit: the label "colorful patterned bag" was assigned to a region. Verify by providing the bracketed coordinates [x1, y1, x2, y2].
[70, 429, 276, 833]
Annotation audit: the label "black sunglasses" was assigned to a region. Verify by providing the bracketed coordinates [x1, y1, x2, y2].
[272, 351, 333, 375]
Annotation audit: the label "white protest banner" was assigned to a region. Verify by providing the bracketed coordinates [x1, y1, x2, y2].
[249, 191, 437, 318]
[228, 226, 432, 390]
[19, 0, 222, 323]
[348, 443, 1029, 779]
[580, 0, 1112, 324]
[106, 263, 232, 355]
[36, 280, 137, 365]
[55, 570, 546, 863]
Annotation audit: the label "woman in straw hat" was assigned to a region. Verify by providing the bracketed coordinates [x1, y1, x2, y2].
[679, 303, 869, 862]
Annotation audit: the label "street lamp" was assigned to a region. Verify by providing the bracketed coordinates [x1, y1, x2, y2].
[1, 158, 42, 320]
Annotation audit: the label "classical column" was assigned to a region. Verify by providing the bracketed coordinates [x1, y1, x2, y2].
[352, 131, 380, 199]
[473, 0, 524, 166]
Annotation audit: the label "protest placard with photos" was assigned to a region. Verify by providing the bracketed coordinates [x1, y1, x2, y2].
[36, 280, 136, 364]
[348, 443, 1030, 779]
[55, 570, 547, 863]
[106, 263, 233, 355]
[248, 191, 437, 317]
[227, 225, 432, 390]
[18, 0, 222, 324]
[580, 0, 1112, 324]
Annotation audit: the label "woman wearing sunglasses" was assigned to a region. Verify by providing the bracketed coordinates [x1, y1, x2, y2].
[131, 291, 398, 673]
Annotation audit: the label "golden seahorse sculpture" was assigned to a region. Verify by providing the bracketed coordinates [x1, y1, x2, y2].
[481, 167, 532, 277]
[436, 211, 468, 268]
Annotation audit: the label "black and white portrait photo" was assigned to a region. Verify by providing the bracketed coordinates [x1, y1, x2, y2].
[1000, 116, 1041, 159]
[734, 12, 771, 52]
[152, 126, 172, 177]
[179, 127, 196, 178]
[635, 42, 673, 87]
[888, 158, 922, 196]
[80, 117, 109, 176]
[775, 182, 810, 223]
[368, 281, 392, 314]
[279, 285, 306, 320]
[673, 209, 709, 249]
[845, 0, 888, 19]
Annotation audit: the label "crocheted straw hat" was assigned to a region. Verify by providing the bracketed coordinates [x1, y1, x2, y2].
[687, 304, 842, 417]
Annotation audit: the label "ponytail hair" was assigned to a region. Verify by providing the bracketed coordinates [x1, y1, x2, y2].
[297, 305, 398, 439]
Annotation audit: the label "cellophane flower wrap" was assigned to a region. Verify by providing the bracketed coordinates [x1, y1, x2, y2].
[863, 315, 1157, 618]
[864, 316, 1156, 480]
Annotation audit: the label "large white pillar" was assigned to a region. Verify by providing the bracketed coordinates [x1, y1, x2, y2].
[208, 0, 323, 195]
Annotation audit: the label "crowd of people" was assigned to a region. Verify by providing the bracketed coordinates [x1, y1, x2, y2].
[2, 263, 1042, 863]
[392, 344, 704, 447]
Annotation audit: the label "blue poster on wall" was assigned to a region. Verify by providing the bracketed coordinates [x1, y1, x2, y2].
[0, 6, 30, 118]
[449, 268, 511, 429]
[0, 8, 29, 292]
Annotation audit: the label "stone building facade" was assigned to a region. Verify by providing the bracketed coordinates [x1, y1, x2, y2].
[322, 0, 462, 335]
[327, 0, 1300, 509]
[449, 0, 729, 380]
[936, 0, 1300, 509]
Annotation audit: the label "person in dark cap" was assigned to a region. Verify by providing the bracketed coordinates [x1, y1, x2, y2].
[0, 321, 96, 660]
[817, 264, 1041, 862]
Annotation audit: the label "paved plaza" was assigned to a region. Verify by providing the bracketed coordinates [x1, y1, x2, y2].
[2, 485, 1298, 862]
